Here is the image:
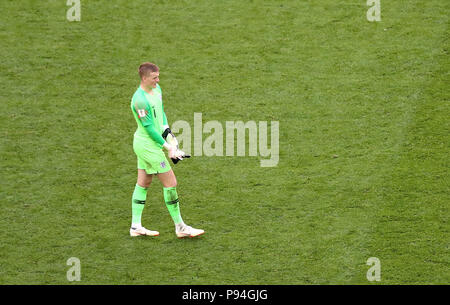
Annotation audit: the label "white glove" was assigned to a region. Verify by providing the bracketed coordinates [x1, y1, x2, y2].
[174, 149, 187, 160]
[162, 128, 190, 164]
[166, 132, 178, 147]
[163, 142, 178, 159]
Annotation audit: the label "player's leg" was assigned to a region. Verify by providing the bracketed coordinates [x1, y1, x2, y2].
[130, 163, 159, 237]
[137, 168, 153, 188]
[131, 169, 152, 228]
[131, 137, 164, 237]
[157, 170, 204, 238]
[157, 169, 182, 224]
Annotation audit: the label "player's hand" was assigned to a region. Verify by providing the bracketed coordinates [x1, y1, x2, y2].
[163, 142, 177, 158]
[163, 128, 189, 164]
[166, 133, 178, 147]
[171, 149, 191, 164]
[175, 149, 190, 160]
[162, 128, 178, 147]
[167, 145, 178, 159]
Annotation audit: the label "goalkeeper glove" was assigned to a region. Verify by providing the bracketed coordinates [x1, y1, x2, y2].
[162, 128, 190, 164]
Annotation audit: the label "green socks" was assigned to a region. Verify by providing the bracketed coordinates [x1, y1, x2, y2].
[131, 184, 147, 227]
[132, 185, 184, 228]
[164, 187, 184, 225]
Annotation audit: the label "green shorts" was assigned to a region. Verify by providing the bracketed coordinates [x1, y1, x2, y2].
[133, 137, 171, 174]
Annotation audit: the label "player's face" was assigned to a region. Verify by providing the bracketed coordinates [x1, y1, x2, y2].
[143, 72, 159, 89]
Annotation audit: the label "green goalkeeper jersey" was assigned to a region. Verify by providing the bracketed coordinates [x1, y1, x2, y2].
[131, 84, 168, 150]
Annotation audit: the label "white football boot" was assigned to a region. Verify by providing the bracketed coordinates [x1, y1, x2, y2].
[130, 226, 159, 237]
[176, 224, 205, 238]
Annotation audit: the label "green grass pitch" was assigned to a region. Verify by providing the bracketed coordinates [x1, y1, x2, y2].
[0, 0, 448, 284]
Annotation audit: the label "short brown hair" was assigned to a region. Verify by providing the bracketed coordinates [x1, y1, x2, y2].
[138, 62, 159, 79]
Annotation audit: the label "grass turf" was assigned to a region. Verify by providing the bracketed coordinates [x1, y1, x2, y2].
[0, 0, 448, 284]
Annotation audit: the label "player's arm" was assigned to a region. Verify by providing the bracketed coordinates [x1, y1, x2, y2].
[134, 96, 174, 154]
[137, 108, 164, 145]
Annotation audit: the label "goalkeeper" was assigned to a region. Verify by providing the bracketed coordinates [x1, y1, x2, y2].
[129, 62, 204, 238]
